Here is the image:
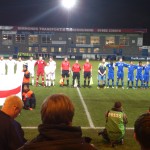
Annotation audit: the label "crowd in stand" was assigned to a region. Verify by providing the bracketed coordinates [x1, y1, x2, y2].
[0, 94, 150, 150]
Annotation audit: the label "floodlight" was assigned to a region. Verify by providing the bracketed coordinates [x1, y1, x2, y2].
[61, 0, 76, 9]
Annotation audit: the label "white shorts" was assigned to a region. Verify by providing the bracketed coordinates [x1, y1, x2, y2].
[7, 69, 15, 75]
[50, 72, 55, 80]
[45, 74, 50, 80]
[45, 72, 55, 80]
[0, 70, 6, 75]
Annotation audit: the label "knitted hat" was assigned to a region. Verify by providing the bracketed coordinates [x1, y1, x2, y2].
[114, 101, 122, 108]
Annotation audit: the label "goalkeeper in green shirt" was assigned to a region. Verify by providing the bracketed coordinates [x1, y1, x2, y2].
[98, 101, 128, 147]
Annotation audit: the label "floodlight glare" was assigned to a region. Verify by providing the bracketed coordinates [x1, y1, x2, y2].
[61, 0, 76, 9]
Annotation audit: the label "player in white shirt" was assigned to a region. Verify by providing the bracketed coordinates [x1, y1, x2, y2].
[6, 56, 16, 75]
[49, 57, 56, 86]
[16, 57, 24, 74]
[0, 56, 6, 75]
[44, 62, 51, 87]
[26, 57, 36, 85]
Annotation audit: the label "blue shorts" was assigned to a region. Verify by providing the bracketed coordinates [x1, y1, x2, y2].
[117, 72, 124, 79]
[143, 74, 149, 82]
[128, 74, 134, 81]
[136, 74, 143, 81]
[108, 73, 114, 80]
[98, 74, 106, 81]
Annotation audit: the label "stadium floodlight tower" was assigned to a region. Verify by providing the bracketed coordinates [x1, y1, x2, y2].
[61, 0, 76, 27]
[61, 0, 76, 55]
[61, 0, 76, 10]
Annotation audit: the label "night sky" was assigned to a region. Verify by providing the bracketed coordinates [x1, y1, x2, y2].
[0, 0, 149, 28]
[0, 0, 150, 43]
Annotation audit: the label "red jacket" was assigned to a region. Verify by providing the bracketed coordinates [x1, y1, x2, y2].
[72, 63, 81, 72]
[61, 61, 70, 70]
[83, 63, 92, 72]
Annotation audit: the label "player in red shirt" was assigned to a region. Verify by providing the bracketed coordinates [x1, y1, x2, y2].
[72, 60, 81, 88]
[83, 58, 92, 88]
[61, 57, 71, 86]
[35, 56, 46, 87]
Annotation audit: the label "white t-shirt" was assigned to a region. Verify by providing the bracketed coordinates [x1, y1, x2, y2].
[26, 60, 36, 73]
[49, 60, 56, 73]
[44, 66, 51, 75]
[6, 59, 16, 75]
[16, 61, 24, 74]
[0, 60, 6, 75]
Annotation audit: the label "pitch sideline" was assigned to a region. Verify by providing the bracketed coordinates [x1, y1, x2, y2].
[22, 127, 134, 130]
[76, 87, 95, 128]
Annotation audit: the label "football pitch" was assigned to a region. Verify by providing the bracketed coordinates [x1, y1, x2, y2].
[17, 59, 150, 149]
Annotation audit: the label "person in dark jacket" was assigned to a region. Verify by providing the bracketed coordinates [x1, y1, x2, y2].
[0, 95, 27, 150]
[18, 93, 97, 150]
[134, 113, 150, 150]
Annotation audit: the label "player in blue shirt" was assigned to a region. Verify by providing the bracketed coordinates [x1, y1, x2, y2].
[125, 61, 136, 89]
[106, 60, 115, 88]
[135, 61, 144, 88]
[115, 58, 126, 89]
[143, 61, 150, 89]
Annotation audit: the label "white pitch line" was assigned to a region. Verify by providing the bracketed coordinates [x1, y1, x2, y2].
[22, 126, 134, 130]
[81, 127, 134, 130]
[76, 87, 95, 128]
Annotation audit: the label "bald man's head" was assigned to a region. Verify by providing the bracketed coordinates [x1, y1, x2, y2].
[1, 95, 23, 119]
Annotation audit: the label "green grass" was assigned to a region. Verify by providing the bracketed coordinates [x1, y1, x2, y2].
[16, 59, 150, 150]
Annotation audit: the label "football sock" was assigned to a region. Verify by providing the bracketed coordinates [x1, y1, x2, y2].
[88, 80, 90, 86]
[32, 78, 34, 85]
[84, 80, 86, 86]
[132, 81, 134, 88]
[121, 80, 124, 87]
[49, 81, 51, 86]
[67, 79, 69, 86]
[107, 79, 109, 86]
[112, 80, 114, 87]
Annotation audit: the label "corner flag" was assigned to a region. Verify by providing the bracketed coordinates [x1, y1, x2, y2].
[90, 77, 94, 85]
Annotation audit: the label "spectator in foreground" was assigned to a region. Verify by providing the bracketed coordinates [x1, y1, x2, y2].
[98, 101, 128, 147]
[0, 95, 26, 150]
[134, 113, 150, 150]
[18, 93, 97, 150]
